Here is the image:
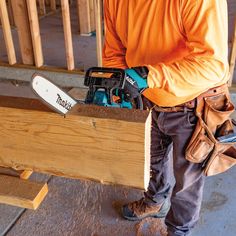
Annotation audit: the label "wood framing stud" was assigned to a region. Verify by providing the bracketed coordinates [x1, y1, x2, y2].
[26, 0, 44, 67]
[94, 0, 103, 66]
[7, 0, 15, 26]
[50, 0, 56, 11]
[0, 175, 48, 210]
[0, 0, 16, 65]
[38, 0, 46, 15]
[89, 0, 95, 31]
[77, 0, 91, 35]
[11, 0, 35, 65]
[61, 0, 75, 70]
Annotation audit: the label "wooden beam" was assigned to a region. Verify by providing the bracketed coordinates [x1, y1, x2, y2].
[0, 167, 33, 179]
[61, 0, 75, 70]
[0, 0, 16, 65]
[94, 0, 103, 66]
[77, 0, 91, 35]
[229, 19, 236, 86]
[0, 175, 48, 209]
[11, 0, 34, 65]
[89, 0, 95, 31]
[0, 96, 150, 190]
[26, 0, 44, 67]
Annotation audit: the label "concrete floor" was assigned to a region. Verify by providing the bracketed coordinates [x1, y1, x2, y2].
[0, 1, 236, 236]
[1, 161, 236, 236]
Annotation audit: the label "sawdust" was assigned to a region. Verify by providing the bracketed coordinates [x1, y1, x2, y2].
[135, 218, 167, 236]
[72, 104, 149, 123]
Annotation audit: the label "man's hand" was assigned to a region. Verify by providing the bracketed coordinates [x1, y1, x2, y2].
[124, 66, 148, 99]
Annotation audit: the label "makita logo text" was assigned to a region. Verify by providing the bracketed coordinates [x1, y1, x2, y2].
[126, 76, 136, 85]
[56, 94, 72, 111]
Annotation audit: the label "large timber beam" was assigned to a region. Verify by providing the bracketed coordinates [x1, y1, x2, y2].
[0, 96, 150, 190]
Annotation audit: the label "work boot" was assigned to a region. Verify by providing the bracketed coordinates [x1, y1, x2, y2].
[122, 198, 170, 221]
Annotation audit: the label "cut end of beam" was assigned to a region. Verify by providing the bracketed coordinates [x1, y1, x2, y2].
[144, 111, 152, 191]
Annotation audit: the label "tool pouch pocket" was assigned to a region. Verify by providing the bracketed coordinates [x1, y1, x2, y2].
[186, 123, 215, 163]
[203, 94, 235, 134]
[204, 143, 236, 176]
[186, 85, 236, 176]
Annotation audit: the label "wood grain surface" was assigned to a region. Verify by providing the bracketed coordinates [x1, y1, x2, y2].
[0, 96, 150, 189]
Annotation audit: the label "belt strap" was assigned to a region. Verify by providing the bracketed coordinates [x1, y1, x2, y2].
[153, 106, 194, 113]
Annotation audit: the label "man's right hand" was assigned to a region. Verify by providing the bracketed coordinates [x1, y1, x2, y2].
[124, 75, 140, 100]
[124, 67, 149, 100]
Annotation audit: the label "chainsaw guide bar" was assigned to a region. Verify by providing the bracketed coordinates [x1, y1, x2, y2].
[31, 74, 77, 115]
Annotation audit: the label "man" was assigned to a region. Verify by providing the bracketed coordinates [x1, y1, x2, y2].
[102, 1, 229, 235]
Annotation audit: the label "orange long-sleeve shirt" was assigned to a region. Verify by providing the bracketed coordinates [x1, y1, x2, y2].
[102, 0, 229, 106]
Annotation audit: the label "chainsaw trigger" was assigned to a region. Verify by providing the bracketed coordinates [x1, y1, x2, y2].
[112, 95, 121, 103]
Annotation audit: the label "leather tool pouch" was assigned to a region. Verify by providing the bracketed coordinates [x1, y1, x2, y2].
[185, 84, 236, 176]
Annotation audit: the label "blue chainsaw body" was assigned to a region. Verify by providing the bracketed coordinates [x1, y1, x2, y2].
[84, 67, 143, 110]
[93, 90, 133, 109]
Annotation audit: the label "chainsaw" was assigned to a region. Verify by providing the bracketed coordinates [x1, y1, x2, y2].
[31, 67, 144, 116]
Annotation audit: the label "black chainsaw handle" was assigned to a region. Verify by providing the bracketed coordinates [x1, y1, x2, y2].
[84, 67, 126, 105]
[84, 67, 144, 109]
[84, 67, 125, 87]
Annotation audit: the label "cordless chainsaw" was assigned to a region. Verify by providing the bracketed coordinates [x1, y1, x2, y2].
[31, 67, 144, 116]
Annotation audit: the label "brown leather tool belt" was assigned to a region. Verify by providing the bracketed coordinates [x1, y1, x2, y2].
[185, 83, 236, 177]
[153, 84, 229, 113]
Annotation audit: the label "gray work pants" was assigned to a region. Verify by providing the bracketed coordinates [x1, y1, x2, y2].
[145, 109, 205, 236]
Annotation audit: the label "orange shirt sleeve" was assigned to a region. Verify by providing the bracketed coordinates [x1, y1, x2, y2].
[146, 0, 229, 97]
[102, 1, 128, 69]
